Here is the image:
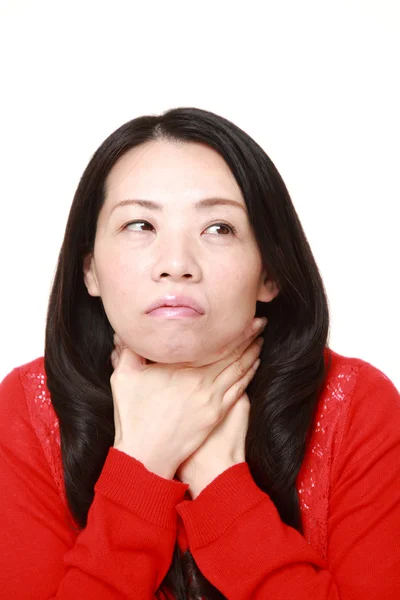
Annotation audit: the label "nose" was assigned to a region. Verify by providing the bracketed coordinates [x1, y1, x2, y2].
[151, 236, 202, 283]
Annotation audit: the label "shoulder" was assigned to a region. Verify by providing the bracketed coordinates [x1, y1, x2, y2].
[1, 355, 46, 392]
[324, 348, 400, 479]
[0, 355, 52, 433]
[15, 355, 46, 379]
[325, 347, 399, 423]
[298, 348, 399, 555]
[0, 356, 45, 423]
[11, 354, 61, 448]
[0, 356, 64, 501]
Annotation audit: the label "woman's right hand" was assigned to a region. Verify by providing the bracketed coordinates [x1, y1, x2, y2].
[110, 317, 267, 480]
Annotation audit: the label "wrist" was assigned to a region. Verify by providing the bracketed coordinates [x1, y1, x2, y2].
[189, 461, 241, 499]
[113, 444, 175, 480]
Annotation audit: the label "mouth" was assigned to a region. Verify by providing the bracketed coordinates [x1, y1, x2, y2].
[147, 306, 203, 318]
[146, 294, 205, 315]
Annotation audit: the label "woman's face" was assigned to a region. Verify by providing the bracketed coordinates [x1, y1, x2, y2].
[83, 140, 279, 366]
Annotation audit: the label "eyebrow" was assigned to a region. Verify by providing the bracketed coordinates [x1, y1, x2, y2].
[110, 197, 246, 214]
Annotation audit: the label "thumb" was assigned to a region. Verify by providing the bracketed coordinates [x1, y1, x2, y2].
[113, 333, 147, 373]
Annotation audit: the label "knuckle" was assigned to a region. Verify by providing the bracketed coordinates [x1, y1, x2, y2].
[110, 367, 128, 386]
[201, 407, 218, 429]
[232, 346, 243, 361]
[210, 404, 223, 424]
[234, 360, 246, 377]
[235, 379, 246, 396]
[202, 387, 217, 409]
[110, 365, 122, 378]
[201, 394, 222, 423]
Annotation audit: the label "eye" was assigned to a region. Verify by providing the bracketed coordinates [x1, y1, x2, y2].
[123, 220, 154, 232]
[123, 220, 237, 235]
[204, 222, 237, 235]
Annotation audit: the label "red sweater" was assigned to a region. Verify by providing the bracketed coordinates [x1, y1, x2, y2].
[0, 349, 399, 599]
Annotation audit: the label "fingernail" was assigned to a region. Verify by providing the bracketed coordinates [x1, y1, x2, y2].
[253, 317, 267, 331]
[256, 336, 264, 346]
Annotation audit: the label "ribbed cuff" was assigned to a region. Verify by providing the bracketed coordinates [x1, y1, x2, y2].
[95, 447, 189, 530]
[176, 462, 269, 548]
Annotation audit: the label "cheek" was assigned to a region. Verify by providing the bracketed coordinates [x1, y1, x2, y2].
[214, 261, 260, 303]
[97, 251, 138, 293]
[94, 256, 140, 328]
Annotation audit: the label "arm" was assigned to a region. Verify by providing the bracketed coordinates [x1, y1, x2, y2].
[0, 367, 188, 599]
[176, 362, 400, 599]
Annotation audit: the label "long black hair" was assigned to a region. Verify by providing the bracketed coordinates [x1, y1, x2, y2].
[44, 107, 331, 599]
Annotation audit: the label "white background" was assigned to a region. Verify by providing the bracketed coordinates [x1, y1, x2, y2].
[0, 0, 399, 387]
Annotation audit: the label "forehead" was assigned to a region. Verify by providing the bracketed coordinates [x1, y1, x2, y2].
[104, 139, 243, 205]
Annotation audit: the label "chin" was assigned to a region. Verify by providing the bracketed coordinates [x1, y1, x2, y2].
[145, 355, 196, 365]
[142, 338, 201, 362]
[143, 347, 204, 366]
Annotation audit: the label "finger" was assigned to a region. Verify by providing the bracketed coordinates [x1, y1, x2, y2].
[113, 344, 147, 373]
[214, 336, 263, 398]
[113, 332, 128, 350]
[233, 320, 267, 357]
[110, 349, 118, 369]
[204, 317, 267, 380]
[220, 317, 267, 361]
[221, 356, 261, 408]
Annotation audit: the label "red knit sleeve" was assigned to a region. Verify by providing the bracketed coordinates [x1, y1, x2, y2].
[0, 366, 188, 599]
[176, 362, 400, 599]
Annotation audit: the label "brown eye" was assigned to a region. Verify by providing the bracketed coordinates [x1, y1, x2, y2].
[124, 220, 154, 231]
[205, 223, 236, 235]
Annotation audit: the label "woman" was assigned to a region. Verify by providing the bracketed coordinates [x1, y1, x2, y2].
[0, 107, 399, 599]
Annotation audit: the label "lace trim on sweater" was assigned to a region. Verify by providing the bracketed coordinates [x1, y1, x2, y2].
[298, 364, 359, 557]
[19, 361, 64, 505]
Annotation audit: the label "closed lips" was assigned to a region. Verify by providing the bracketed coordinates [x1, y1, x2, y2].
[146, 296, 205, 314]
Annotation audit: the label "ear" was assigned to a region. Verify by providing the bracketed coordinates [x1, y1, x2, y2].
[257, 269, 280, 303]
[83, 253, 101, 297]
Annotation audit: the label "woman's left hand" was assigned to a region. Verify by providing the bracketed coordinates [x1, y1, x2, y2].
[176, 392, 251, 499]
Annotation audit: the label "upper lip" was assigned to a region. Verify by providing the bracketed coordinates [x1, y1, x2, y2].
[146, 295, 205, 314]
